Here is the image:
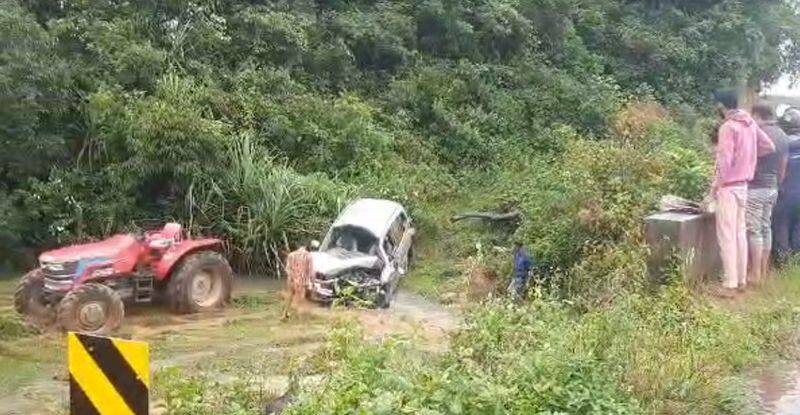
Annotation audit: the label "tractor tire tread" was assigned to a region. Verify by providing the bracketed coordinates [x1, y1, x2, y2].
[57, 283, 124, 335]
[13, 269, 44, 315]
[167, 250, 233, 314]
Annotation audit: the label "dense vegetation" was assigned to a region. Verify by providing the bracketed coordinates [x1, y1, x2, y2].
[285, 285, 800, 414]
[3, 0, 800, 413]
[2, 0, 799, 272]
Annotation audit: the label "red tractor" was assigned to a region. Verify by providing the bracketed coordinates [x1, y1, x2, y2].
[14, 223, 233, 335]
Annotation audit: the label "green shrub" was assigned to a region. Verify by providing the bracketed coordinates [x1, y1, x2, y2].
[0, 315, 37, 341]
[156, 367, 269, 415]
[253, 94, 393, 178]
[287, 280, 800, 414]
[230, 8, 312, 67]
[188, 134, 347, 273]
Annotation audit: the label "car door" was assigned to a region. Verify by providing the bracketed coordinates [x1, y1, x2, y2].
[394, 228, 414, 274]
[380, 237, 396, 284]
[380, 215, 404, 283]
[391, 213, 415, 275]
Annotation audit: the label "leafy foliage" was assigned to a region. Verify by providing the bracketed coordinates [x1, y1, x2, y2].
[286, 283, 800, 414]
[187, 134, 346, 273]
[156, 367, 269, 415]
[1, 0, 795, 273]
[3, 1, 798, 411]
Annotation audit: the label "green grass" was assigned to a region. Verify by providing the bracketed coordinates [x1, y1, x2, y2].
[0, 277, 18, 308]
[0, 315, 37, 341]
[0, 277, 56, 395]
[0, 356, 51, 396]
[0, 332, 64, 396]
[0, 281, 332, 413]
[282, 271, 800, 415]
[403, 256, 455, 300]
[232, 293, 281, 310]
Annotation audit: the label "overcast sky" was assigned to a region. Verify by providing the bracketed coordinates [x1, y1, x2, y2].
[765, 74, 800, 97]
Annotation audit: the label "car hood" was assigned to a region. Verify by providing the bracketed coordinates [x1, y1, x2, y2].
[39, 234, 139, 263]
[310, 249, 380, 277]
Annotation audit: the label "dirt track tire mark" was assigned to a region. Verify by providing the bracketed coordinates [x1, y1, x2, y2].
[351, 290, 458, 348]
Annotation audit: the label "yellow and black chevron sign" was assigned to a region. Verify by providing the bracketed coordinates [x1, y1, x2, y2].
[68, 332, 150, 415]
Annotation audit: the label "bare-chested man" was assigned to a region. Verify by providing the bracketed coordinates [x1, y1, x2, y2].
[281, 244, 314, 320]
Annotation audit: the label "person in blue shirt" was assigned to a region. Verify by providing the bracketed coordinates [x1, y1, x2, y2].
[774, 108, 800, 263]
[513, 242, 534, 300]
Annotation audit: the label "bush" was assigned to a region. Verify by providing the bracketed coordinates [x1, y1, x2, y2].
[253, 94, 393, 178]
[0, 315, 37, 341]
[287, 280, 800, 414]
[188, 134, 347, 274]
[156, 367, 269, 415]
[230, 8, 312, 67]
[287, 319, 640, 415]
[454, 103, 712, 298]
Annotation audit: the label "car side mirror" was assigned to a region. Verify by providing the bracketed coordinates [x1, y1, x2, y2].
[309, 240, 320, 251]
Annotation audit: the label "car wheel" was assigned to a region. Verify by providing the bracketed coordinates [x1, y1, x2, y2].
[376, 278, 399, 309]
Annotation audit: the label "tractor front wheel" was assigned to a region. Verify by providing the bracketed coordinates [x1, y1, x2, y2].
[57, 283, 124, 335]
[167, 251, 233, 314]
[14, 269, 55, 324]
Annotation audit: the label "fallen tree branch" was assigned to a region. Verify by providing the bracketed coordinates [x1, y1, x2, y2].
[451, 211, 521, 223]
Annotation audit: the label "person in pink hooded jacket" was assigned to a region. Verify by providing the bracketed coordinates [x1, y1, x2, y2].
[711, 90, 775, 295]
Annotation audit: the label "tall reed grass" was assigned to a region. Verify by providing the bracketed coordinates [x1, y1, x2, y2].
[187, 134, 346, 275]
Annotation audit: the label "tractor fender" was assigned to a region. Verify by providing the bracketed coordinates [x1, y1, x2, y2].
[155, 239, 224, 280]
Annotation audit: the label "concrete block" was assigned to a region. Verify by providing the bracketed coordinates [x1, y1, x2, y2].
[644, 212, 721, 284]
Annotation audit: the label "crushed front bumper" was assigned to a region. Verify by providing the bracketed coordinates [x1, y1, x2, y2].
[308, 276, 382, 304]
[309, 280, 336, 303]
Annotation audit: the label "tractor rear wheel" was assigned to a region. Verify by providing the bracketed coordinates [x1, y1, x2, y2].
[167, 251, 233, 314]
[57, 283, 124, 335]
[14, 269, 55, 324]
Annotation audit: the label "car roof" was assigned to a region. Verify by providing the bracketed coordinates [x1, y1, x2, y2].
[332, 198, 405, 238]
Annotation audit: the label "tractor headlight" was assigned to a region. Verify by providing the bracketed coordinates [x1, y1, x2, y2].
[44, 262, 64, 272]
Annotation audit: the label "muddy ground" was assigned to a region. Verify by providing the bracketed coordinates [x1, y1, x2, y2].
[5, 275, 800, 415]
[0, 277, 457, 415]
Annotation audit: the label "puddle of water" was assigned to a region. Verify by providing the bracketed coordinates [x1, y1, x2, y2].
[758, 364, 800, 414]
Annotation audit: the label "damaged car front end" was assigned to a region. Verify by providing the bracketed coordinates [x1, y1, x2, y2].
[307, 199, 415, 308]
[311, 226, 383, 303]
[309, 248, 384, 304]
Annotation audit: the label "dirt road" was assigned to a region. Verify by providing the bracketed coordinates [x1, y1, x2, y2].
[0, 278, 458, 415]
[757, 363, 800, 414]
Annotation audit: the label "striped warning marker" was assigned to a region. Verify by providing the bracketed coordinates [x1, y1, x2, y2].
[68, 332, 150, 415]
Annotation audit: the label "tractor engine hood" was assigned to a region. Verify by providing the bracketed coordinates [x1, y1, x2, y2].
[310, 249, 380, 277]
[39, 234, 139, 263]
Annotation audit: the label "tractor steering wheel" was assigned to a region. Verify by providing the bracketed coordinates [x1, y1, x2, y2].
[134, 229, 148, 243]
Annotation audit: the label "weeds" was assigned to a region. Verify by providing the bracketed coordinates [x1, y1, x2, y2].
[282, 279, 800, 415]
[188, 134, 346, 275]
[0, 315, 37, 341]
[156, 367, 273, 415]
[233, 294, 278, 311]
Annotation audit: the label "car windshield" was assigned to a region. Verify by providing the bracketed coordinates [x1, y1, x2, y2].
[323, 225, 379, 255]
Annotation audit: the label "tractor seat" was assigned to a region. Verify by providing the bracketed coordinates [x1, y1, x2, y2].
[160, 223, 183, 241]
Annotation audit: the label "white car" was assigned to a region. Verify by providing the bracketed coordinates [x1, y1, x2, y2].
[309, 198, 415, 308]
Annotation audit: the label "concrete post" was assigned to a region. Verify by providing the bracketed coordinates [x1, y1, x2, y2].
[644, 212, 721, 284]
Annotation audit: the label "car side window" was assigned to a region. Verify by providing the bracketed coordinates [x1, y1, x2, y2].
[399, 212, 409, 229]
[388, 215, 405, 248]
[383, 239, 395, 260]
